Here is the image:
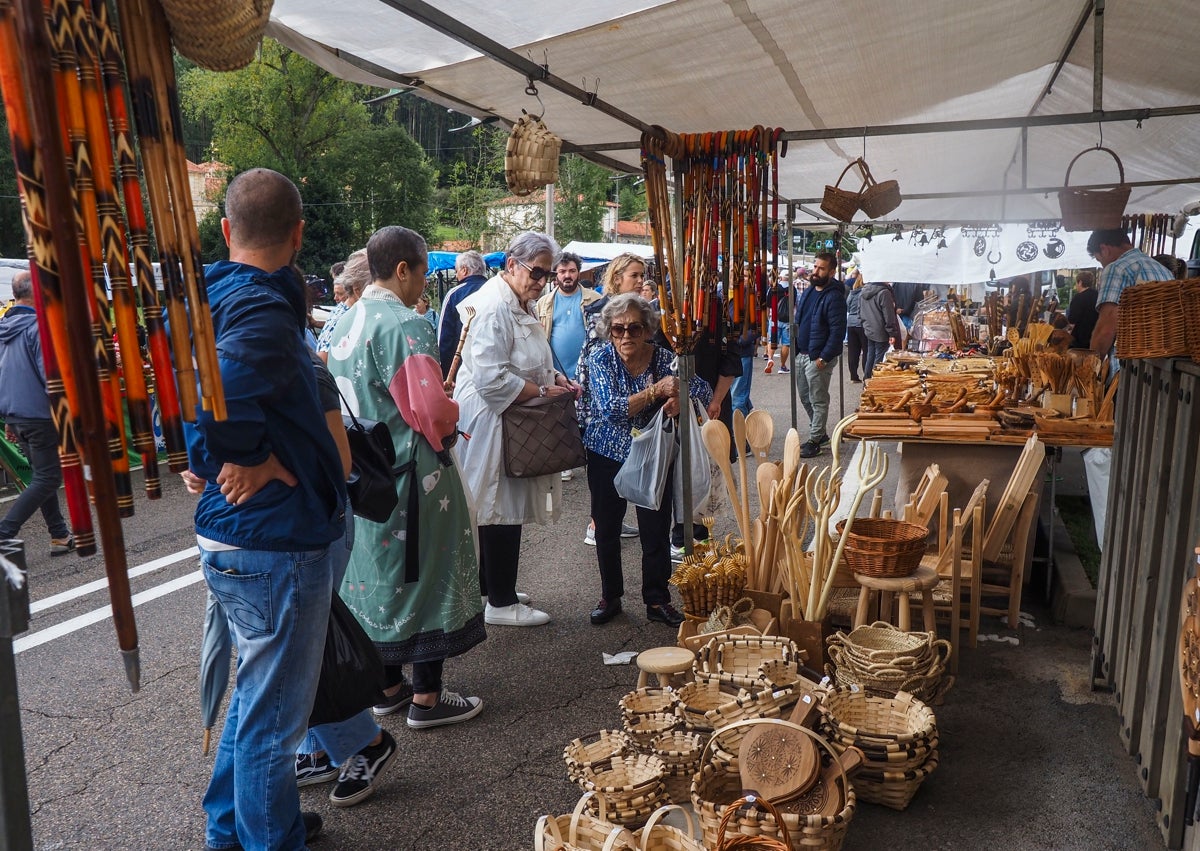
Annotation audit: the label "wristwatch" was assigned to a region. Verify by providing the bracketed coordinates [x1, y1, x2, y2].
[538, 384, 547, 397]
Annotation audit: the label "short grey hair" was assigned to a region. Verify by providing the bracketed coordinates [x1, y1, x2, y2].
[11, 270, 33, 301]
[595, 293, 660, 341]
[337, 249, 370, 297]
[455, 250, 485, 277]
[505, 231, 560, 268]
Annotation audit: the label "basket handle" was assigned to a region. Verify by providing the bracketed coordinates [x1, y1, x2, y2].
[716, 795, 792, 848]
[568, 791, 637, 850]
[832, 157, 866, 191]
[1063, 146, 1125, 188]
[638, 804, 696, 850]
[857, 158, 879, 188]
[536, 814, 565, 851]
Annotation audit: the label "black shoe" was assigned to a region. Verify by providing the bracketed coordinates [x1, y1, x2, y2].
[647, 603, 684, 626]
[329, 730, 397, 807]
[817, 433, 830, 446]
[799, 439, 821, 459]
[590, 597, 622, 625]
[372, 679, 414, 716]
[303, 812, 323, 842]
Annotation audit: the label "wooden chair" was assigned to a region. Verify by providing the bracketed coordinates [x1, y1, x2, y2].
[977, 435, 1044, 629]
[903, 464, 949, 529]
[921, 481, 988, 673]
[853, 564, 941, 632]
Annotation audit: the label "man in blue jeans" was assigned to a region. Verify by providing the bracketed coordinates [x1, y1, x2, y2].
[0, 271, 74, 555]
[187, 168, 347, 851]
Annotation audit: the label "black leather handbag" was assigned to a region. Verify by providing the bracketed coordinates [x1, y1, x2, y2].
[342, 407, 399, 524]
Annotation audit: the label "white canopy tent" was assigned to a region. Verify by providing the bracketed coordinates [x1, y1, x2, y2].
[267, 0, 1200, 229]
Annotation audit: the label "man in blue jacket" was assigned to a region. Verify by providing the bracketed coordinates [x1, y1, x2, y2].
[437, 250, 488, 378]
[187, 168, 346, 851]
[792, 252, 846, 458]
[0, 271, 73, 554]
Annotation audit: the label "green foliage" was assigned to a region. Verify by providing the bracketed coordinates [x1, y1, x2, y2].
[327, 125, 436, 243]
[0, 107, 26, 258]
[554, 154, 610, 243]
[617, 180, 647, 220]
[435, 125, 507, 241]
[197, 208, 226, 266]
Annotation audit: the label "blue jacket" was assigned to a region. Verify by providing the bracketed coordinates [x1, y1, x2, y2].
[185, 260, 345, 551]
[794, 281, 847, 362]
[438, 274, 487, 375]
[0, 305, 51, 420]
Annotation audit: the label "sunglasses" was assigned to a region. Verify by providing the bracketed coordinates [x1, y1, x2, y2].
[518, 260, 550, 282]
[610, 322, 646, 338]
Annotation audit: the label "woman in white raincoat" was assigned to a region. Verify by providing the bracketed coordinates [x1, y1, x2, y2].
[454, 231, 575, 627]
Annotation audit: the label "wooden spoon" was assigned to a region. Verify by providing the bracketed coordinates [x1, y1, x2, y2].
[701, 419, 745, 542]
[782, 428, 802, 484]
[733, 410, 754, 565]
[745, 409, 775, 462]
[755, 461, 781, 517]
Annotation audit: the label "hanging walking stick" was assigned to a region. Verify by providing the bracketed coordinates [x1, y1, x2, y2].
[13, 0, 139, 688]
[443, 306, 476, 392]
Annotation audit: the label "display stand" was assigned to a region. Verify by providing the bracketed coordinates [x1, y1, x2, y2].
[0, 540, 33, 851]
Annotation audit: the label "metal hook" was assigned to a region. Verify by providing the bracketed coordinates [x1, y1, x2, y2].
[581, 76, 598, 107]
[524, 77, 545, 120]
[1097, 121, 1104, 149]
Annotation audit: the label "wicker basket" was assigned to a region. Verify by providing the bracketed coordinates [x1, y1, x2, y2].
[817, 689, 937, 749]
[565, 730, 632, 783]
[849, 751, 939, 811]
[159, 0, 273, 72]
[634, 804, 706, 851]
[506, 111, 562, 196]
[621, 687, 680, 721]
[536, 792, 638, 851]
[713, 796, 792, 851]
[588, 786, 672, 830]
[582, 754, 666, 795]
[857, 159, 902, 219]
[625, 713, 681, 750]
[820, 160, 865, 223]
[1116, 278, 1191, 360]
[1058, 146, 1131, 231]
[834, 518, 927, 578]
[695, 635, 800, 688]
[676, 679, 742, 732]
[826, 623, 952, 703]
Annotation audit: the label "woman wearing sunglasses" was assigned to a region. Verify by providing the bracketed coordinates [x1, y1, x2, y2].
[583, 293, 712, 627]
[454, 231, 574, 627]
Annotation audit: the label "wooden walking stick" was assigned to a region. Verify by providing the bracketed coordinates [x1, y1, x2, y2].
[443, 306, 476, 392]
[13, 0, 139, 687]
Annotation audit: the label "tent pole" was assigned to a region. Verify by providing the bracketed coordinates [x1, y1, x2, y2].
[1093, 0, 1105, 111]
[787, 203, 797, 432]
[672, 164, 693, 557]
[544, 184, 555, 239]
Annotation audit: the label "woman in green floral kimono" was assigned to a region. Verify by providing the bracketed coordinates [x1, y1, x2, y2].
[328, 225, 485, 729]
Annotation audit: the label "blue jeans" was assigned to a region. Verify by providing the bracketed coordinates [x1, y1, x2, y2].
[0, 417, 69, 540]
[201, 546, 333, 851]
[731, 355, 754, 417]
[865, 339, 889, 379]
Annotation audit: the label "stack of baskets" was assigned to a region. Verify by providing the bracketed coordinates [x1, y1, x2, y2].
[579, 754, 669, 828]
[1116, 277, 1200, 361]
[625, 712, 680, 749]
[649, 730, 705, 805]
[835, 517, 927, 578]
[564, 730, 633, 785]
[505, 111, 561, 196]
[817, 688, 939, 811]
[826, 621, 952, 704]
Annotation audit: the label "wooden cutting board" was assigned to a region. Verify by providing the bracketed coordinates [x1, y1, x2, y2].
[739, 723, 820, 803]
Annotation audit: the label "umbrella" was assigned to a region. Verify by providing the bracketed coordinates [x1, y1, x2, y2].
[199, 592, 232, 755]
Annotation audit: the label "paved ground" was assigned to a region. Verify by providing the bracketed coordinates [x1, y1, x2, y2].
[8, 352, 1163, 849]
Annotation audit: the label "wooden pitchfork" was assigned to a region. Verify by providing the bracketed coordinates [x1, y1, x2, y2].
[444, 306, 476, 392]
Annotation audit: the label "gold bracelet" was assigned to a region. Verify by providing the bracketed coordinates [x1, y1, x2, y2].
[647, 384, 657, 401]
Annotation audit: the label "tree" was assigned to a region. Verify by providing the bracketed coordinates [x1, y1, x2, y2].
[554, 154, 611, 244]
[328, 125, 436, 243]
[435, 125, 507, 242]
[0, 108, 27, 258]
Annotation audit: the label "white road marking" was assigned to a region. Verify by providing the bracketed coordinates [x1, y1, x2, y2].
[14, 570, 205, 654]
[31, 546, 200, 614]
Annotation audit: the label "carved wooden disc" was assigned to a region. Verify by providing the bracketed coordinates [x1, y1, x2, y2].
[738, 724, 819, 803]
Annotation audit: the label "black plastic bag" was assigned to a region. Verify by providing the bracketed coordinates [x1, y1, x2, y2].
[308, 594, 387, 727]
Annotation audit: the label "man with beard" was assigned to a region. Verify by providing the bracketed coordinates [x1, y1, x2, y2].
[792, 252, 846, 458]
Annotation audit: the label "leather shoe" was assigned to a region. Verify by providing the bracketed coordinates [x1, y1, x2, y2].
[647, 603, 684, 626]
[590, 598, 622, 625]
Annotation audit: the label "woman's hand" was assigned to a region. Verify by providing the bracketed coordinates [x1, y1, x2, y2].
[542, 384, 572, 397]
[654, 376, 679, 399]
[663, 397, 681, 417]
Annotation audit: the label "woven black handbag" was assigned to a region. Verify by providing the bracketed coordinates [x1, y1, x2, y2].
[500, 392, 587, 478]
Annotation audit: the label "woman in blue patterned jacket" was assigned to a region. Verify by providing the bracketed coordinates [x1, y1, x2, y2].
[583, 293, 711, 627]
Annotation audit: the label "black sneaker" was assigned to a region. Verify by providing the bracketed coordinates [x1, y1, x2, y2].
[647, 603, 685, 626]
[329, 730, 397, 808]
[295, 751, 338, 787]
[50, 535, 75, 556]
[372, 680, 414, 716]
[303, 812, 323, 842]
[816, 433, 830, 446]
[799, 439, 821, 458]
[406, 690, 483, 729]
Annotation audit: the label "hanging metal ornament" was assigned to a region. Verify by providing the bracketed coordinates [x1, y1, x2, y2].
[1016, 241, 1038, 262]
[1044, 237, 1066, 259]
[973, 237, 987, 257]
[987, 249, 1002, 265]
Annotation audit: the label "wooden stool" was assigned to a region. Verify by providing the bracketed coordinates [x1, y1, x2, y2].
[853, 564, 940, 632]
[636, 646, 694, 688]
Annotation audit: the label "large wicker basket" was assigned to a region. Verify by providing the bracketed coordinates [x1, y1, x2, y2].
[695, 635, 800, 689]
[1116, 278, 1192, 360]
[857, 159, 902, 219]
[506, 112, 562, 196]
[536, 792, 638, 851]
[834, 518, 927, 578]
[825, 623, 952, 703]
[159, 0, 273, 72]
[1058, 146, 1131, 231]
[820, 160, 864, 223]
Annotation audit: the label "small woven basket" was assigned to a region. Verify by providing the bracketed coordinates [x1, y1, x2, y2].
[621, 687, 680, 721]
[625, 713, 681, 750]
[506, 111, 562, 196]
[834, 518, 927, 578]
[820, 159, 864, 223]
[159, 0, 273, 72]
[565, 730, 632, 784]
[857, 159, 902, 219]
[1116, 278, 1191, 360]
[634, 804, 706, 851]
[535, 792, 638, 851]
[582, 754, 666, 796]
[676, 679, 742, 732]
[849, 751, 939, 811]
[817, 689, 937, 750]
[695, 635, 799, 689]
[1058, 146, 1131, 231]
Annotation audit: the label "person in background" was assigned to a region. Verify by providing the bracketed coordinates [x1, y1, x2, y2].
[859, 279, 901, 380]
[1067, 271, 1099, 350]
[455, 232, 572, 627]
[438, 250, 488, 378]
[845, 270, 868, 382]
[537, 250, 601, 483]
[331, 260, 347, 304]
[317, 249, 369, 362]
[1153, 253, 1186, 279]
[728, 279, 758, 419]
[0, 271, 74, 555]
[1088, 229, 1174, 367]
[584, 293, 711, 627]
[791, 252, 846, 459]
[763, 269, 792, 375]
[640, 280, 659, 308]
[415, 292, 439, 329]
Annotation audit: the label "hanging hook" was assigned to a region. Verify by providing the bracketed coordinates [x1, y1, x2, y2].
[862, 128, 867, 161]
[524, 78, 546, 120]
[581, 76, 598, 107]
[1097, 120, 1104, 149]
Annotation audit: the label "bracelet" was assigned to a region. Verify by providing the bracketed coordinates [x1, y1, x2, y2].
[647, 384, 657, 401]
[538, 384, 547, 397]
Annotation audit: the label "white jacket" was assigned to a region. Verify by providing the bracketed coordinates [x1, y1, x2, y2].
[453, 275, 561, 525]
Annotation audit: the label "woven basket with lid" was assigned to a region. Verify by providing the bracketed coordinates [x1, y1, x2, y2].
[506, 112, 562, 196]
[159, 0, 273, 71]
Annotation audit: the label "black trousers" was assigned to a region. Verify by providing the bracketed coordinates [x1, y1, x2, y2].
[385, 661, 443, 695]
[478, 523, 523, 607]
[586, 450, 672, 606]
[846, 326, 869, 380]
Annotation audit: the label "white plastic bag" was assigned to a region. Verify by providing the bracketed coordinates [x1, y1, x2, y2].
[673, 401, 713, 519]
[614, 406, 676, 509]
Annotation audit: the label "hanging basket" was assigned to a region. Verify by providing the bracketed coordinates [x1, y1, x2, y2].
[820, 159, 865, 223]
[857, 159, 903, 219]
[1057, 146, 1131, 231]
[506, 111, 562, 196]
[159, 0, 274, 72]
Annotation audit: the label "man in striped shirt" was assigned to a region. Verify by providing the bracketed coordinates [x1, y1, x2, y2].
[1088, 228, 1174, 368]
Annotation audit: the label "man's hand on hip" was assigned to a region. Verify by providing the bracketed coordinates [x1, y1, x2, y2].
[216, 453, 298, 505]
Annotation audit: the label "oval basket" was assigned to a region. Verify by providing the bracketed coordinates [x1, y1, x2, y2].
[695, 635, 799, 689]
[583, 753, 667, 795]
[820, 159, 865, 223]
[565, 730, 632, 783]
[159, 0, 273, 72]
[505, 112, 562, 196]
[835, 518, 927, 578]
[858, 159, 903, 219]
[1058, 146, 1130, 231]
[621, 687, 680, 721]
[851, 750, 939, 811]
[816, 689, 937, 748]
[625, 713, 681, 750]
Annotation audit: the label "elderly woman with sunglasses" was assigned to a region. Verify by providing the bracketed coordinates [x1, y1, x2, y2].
[583, 293, 711, 627]
[454, 231, 573, 627]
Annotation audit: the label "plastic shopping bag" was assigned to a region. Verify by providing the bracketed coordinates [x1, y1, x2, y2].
[614, 406, 677, 510]
[673, 401, 713, 519]
[309, 594, 388, 726]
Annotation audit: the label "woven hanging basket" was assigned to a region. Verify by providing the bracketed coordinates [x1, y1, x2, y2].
[506, 111, 562, 196]
[857, 159, 903, 219]
[820, 159, 865, 223]
[159, 0, 273, 72]
[1057, 146, 1131, 231]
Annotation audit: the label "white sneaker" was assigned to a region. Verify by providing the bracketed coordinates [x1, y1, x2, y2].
[485, 602, 550, 626]
[561, 469, 574, 482]
[584, 525, 596, 546]
[482, 592, 531, 605]
[620, 523, 638, 538]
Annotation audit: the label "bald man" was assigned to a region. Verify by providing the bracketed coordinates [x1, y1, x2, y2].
[186, 168, 346, 851]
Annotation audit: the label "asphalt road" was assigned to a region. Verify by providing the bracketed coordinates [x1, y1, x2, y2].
[10, 354, 1162, 850]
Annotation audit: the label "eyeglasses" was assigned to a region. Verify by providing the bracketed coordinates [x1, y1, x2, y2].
[610, 322, 646, 338]
[518, 260, 550, 282]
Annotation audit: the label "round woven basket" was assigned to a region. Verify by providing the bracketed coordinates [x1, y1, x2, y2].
[159, 0, 273, 72]
[834, 518, 927, 578]
[565, 730, 632, 784]
[583, 753, 666, 795]
[850, 750, 939, 811]
[817, 689, 937, 750]
[625, 713, 681, 750]
[827, 623, 952, 702]
[588, 785, 671, 829]
[676, 680, 740, 732]
[695, 635, 799, 689]
[505, 112, 562, 196]
[621, 687, 679, 721]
